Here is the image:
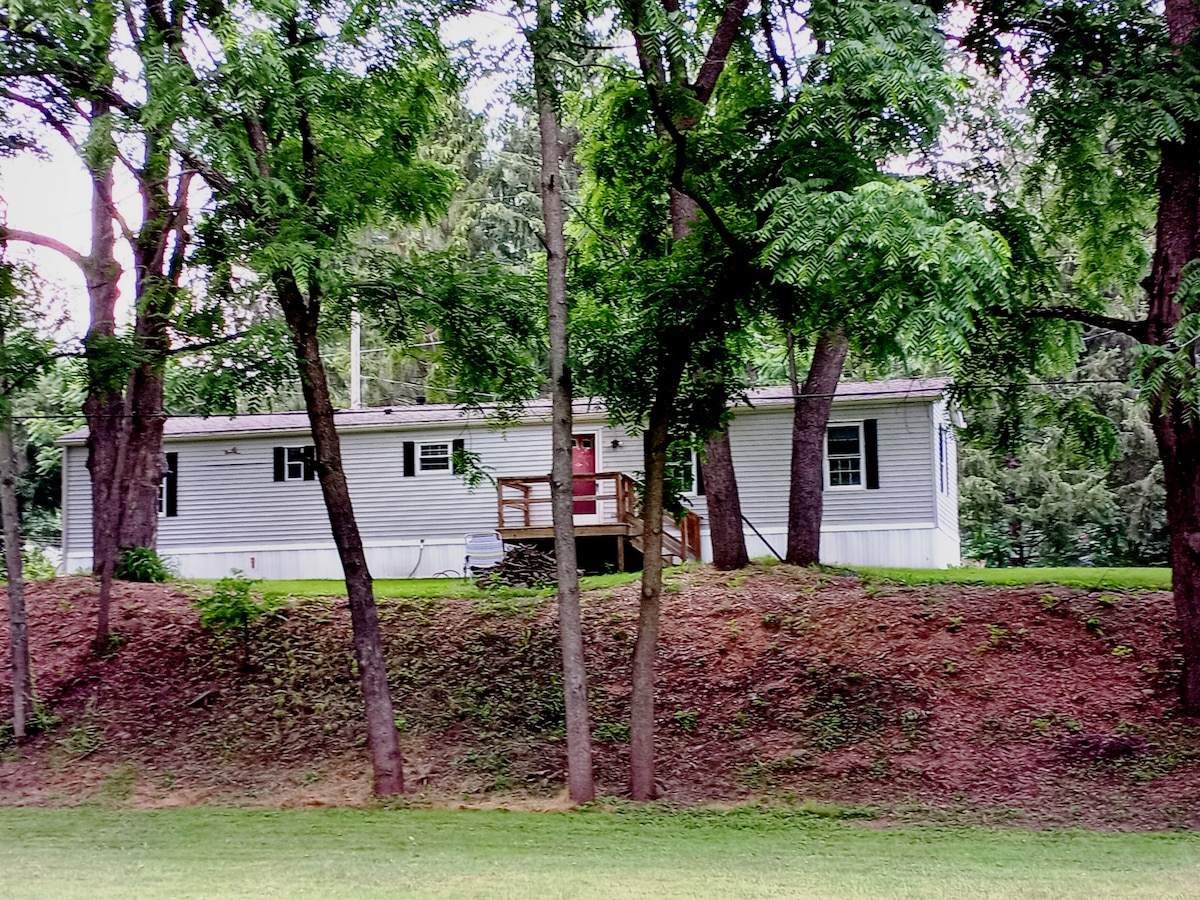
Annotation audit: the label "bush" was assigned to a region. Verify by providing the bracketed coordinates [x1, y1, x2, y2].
[195, 570, 284, 637]
[0, 544, 57, 582]
[114, 547, 173, 583]
[22, 544, 57, 581]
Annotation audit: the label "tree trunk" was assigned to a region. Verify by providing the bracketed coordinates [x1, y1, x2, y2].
[117, 368, 166, 551]
[533, 0, 595, 804]
[629, 357, 685, 801]
[275, 272, 405, 796]
[0, 341, 32, 739]
[625, 0, 749, 800]
[79, 100, 127, 652]
[785, 329, 849, 566]
[1144, 1, 1200, 707]
[700, 430, 749, 570]
[1155, 409, 1200, 706]
[118, 116, 181, 552]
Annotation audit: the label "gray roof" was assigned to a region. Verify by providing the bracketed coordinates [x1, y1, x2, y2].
[58, 377, 949, 444]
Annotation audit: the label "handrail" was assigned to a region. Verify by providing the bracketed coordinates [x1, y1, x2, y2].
[497, 471, 701, 561]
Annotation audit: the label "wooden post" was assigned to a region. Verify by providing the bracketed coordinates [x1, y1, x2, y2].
[617, 535, 626, 572]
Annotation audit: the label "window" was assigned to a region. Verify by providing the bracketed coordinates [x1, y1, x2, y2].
[273, 446, 315, 481]
[285, 447, 307, 480]
[419, 442, 450, 471]
[667, 445, 699, 496]
[403, 439, 466, 476]
[826, 425, 862, 487]
[158, 452, 178, 518]
[938, 426, 947, 493]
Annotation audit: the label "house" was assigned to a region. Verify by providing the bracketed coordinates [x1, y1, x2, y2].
[58, 378, 960, 578]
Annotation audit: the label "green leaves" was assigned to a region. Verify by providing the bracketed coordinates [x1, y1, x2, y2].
[191, 2, 458, 286]
[779, 0, 962, 187]
[1133, 262, 1200, 419]
[759, 178, 1012, 366]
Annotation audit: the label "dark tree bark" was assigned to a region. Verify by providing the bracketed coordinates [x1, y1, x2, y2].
[77, 98, 128, 652]
[625, 0, 751, 800]
[785, 329, 849, 566]
[0, 324, 32, 739]
[532, 0, 595, 804]
[629, 363, 684, 801]
[117, 137, 187, 552]
[275, 272, 405, 796]
[1145, 0, 1200, 709]
[700, 430, 749, 569]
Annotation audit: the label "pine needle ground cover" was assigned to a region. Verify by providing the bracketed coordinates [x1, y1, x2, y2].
[4, 566, 1200, 827]
[1, 806, 1198, 899]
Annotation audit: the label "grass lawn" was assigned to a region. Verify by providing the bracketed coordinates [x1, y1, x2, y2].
[191, 571, 643, 600]
[0, 806, 1197, 899]
[844, 566, 1172, 591]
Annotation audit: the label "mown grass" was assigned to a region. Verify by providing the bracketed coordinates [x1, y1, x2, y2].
[844, 566, 1172, 591]
[187, 570, 644, 600]
[0, 806, 1197, 899]
[191, 565, 1174, 598]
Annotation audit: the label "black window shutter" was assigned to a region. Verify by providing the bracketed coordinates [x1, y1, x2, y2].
[273, 447, 285, 481]
[864, 419, 879, 490]
[302, 445, 316, 481]
[165, 452, 178, 517]
[452, 438, 465, 474]
[695, 453, 706, 496]
[403, 441, 415, 477]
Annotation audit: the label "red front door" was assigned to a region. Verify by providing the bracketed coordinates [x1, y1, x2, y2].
[572, 434, 597, 515]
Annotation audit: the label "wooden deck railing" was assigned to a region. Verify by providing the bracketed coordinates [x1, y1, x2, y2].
[498, 471, 637, 528]
[497, 471, 701, 562]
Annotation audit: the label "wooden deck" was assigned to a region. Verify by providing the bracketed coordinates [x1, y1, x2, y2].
[497, 472, 701, 569]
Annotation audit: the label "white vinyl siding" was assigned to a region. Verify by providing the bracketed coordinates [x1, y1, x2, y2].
[60, 393, 954, 574]
[718, 400, 935, 532]
[932, 399, 960, 549]
[65, 426, 546, 559]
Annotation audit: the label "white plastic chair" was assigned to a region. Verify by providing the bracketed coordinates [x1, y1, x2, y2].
[464, 532, 505, 578]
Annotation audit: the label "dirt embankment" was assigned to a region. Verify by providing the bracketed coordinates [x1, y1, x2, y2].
[1, 566, 1198, 827]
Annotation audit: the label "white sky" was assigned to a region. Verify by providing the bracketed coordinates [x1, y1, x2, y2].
[2, 151, 138, 341]
[0, 9, 521, 343]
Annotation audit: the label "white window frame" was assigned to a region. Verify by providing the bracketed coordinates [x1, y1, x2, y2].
[665, 448, 700, 496]
[938, 425, 948, 494]
[284, 446, 309, 481]
[824, 422, 865, 491]
[418, 442, 451, 473]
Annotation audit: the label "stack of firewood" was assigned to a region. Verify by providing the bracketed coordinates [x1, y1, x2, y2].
[476, 543, 559, 588]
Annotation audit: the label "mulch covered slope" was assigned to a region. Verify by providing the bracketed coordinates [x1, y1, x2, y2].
[1, 566, 1198, 827]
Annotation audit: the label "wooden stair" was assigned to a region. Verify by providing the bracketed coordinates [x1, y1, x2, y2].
[627, 510, 702, 566]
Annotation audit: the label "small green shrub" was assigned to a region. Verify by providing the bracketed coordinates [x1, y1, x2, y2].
[195, 571, 283, 667]
[22, 545, 57, 581]
[57, 699, 104, 758]
[737, 754, 816, 790]
[0, 704, 59, 751]
[114, 547, 173, 583]
[195, 571, 282, 633]
[673, 710, 700, 732]
[592, 722, 630, 743]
